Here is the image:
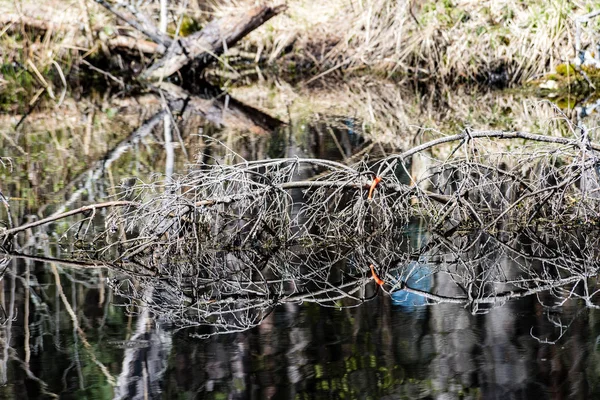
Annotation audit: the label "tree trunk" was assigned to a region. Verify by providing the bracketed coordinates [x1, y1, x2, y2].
[142, 5, 285, 80]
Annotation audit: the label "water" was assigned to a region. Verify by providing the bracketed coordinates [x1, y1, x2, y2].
[5, 262, 600, 399]
[1, 82, 600, 399]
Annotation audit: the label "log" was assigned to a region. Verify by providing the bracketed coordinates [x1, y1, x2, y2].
[155, 82, 284, 134]
[142, 5, 286, 80]
[106, 36, 161, 55]
[1, 4, 285, 82]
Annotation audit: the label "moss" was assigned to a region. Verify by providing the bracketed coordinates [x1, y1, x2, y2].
[554, 95, 577, 109]
[536, 61, 600, 101]
[555, 63, 576, 76]
[170, 15, 202, 37]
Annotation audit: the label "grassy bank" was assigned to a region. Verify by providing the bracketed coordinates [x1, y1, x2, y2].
[2, 0, 600, 155]
[234, 0, 600, 84]
[2, 0, 600, 91]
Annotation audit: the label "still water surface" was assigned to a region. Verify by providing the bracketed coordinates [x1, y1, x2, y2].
[1, 84, 600, 399]
[9, 262, 600, 399]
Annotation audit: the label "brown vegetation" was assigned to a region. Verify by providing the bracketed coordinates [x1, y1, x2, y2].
[2, 0, 600, 91]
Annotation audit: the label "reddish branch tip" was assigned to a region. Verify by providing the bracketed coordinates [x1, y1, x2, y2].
[367, 176, 382, 200]
[369, 264, 385, 286]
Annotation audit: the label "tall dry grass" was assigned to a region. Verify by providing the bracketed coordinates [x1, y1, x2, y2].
[3, 0, 596, 88]
[0, 0, 108, 110]
[0, 0, 211, 110]
[332, 0, 579, 82]
[231, 0, 600, 84]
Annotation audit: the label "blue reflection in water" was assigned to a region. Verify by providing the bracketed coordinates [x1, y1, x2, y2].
[391, 218, 432, 315]
[391, 260, 432, 314]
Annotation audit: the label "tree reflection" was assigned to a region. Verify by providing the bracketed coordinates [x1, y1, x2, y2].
[74, 125, 600, 340]
[1, 90, 600, 398]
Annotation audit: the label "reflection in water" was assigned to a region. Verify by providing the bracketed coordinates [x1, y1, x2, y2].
[155, 294, 594, 399]
[114, 293, 172, 400]
[1, 84, 600, 399]
[391, 221, 432, 313]
[2, 224, 599, 398]
[391, 260, 433, 312]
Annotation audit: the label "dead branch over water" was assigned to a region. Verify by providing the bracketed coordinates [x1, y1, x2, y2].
[1, 0, 600, 336]
[2, 122, 599, 336]
[40, 83, 283, 217]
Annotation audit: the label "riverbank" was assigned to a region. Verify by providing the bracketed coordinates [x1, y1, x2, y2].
[2, 0, 599, 90]
[228, 0, 598, 85]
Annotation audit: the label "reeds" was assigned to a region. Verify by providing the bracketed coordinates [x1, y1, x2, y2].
[227, 0, 599, 84]
[335, 0, 582, 82]
[2, 0, 598, 88]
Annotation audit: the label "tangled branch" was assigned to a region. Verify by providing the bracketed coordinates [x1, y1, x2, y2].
[3, 127, 600, 337]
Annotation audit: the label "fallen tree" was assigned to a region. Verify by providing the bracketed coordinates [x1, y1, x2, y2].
[140, 5, 286, 80]
[1, 1, 286, 85]
[2, 119, 600, 336]
[95, 1, 285, 80]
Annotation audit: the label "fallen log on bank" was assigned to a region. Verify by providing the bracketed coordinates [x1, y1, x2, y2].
[142, 5, 286, 80]
[92, 1, 285, 80]
[2, 2, 285, 82]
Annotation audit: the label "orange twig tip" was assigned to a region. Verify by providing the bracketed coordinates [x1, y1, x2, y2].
[369, 264, 385, 286]
[368, 176, 382, 200]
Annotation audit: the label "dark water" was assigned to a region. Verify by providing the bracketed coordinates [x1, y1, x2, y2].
[1, 85, 600, 399]
[5, 253, 600, 400]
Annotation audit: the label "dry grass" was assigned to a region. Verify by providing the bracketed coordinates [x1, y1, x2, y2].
[2, 0, 598, 88]
[222, 0, 600, 84]
[332, 0, 578, 82]
[0, 1, 108, 69]
[0, 0, 212, 109]
[3, 0, 600, 158]
[229, 76, 600, 151]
